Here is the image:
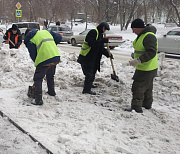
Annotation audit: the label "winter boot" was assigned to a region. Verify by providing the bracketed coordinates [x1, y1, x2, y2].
[124, 107, 143, 113]
[92, 84, 98, 88]
[47, 88, 56, 96]
[83, 82, 96, 95]
[82, 90, 96, 95]
[27, 86, 35, 99]
[35, 94, 43, 105]
[142, 102, 152, 109]
[142, 105, 152, 109]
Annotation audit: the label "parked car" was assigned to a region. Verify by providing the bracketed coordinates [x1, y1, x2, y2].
[158, 27, 180, 54]
[13, 22, 40, 39]
[47, 25, 73, 43]
[70, 29, 124, 49]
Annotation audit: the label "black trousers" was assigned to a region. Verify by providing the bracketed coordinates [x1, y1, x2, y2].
[81, 64, 97, 92]
[33, 65, 56, 94]
[131, 78, 154, 108]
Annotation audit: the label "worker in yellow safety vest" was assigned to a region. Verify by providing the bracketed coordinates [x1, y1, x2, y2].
[77, 22, 113, 95]
[125, 18, 158, 113]
[24, 29, 62, 105]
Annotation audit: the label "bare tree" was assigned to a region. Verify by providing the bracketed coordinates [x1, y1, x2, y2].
[1, 0, 180, 30]
[64, 0, 81, 29]
[118, 0, 126, 30]
[124, 0, 139, 30]
[80, 0, 92, 29]
[149, 0, 156, 23]
[143, 0, 147, 24]
[169, 0, 180, 26]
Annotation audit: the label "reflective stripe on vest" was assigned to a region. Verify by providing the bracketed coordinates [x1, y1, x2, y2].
[14, 35, 18, 44]
[133, 32, 158, 71]
[30, 30, 60, 67]
[36, 38, 54, 50]
[6, 32, 11, 44]
[80, 28, 99, 56]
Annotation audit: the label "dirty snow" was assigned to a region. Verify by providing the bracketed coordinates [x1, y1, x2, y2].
[0, 23, 180, 154]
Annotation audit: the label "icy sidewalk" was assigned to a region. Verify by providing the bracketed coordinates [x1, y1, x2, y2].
[0, 115, 46, 154]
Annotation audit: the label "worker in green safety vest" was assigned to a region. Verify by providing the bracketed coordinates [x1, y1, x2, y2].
[77, 22, 113, 95]
[125, 18, 158, 113]
[24, 29, 62, 105]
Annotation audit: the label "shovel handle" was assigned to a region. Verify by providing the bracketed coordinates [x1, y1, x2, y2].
[104, 33, 111, 57]
[7, 38, 16, 47]
[104, 33, 116, 72]
[0, 28, 16, 47]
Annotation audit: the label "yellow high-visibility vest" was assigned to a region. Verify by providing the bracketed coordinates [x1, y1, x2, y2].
[30, 30, 60, 67]
[80, 28, 99, 56]
[133, 32, 158, 71]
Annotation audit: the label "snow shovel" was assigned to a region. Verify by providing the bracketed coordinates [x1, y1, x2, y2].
[104, 33, 119, 82]
[27, 85, 35, 99]
[0, 28, 15, 47]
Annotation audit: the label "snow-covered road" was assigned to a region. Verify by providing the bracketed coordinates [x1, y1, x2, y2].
[58, 43, 132, 63]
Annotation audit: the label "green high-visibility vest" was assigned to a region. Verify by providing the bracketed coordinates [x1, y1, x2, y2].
[30, 30, 60, 67]
[133, 32, 158, 71]
[80, 28, 99, 56]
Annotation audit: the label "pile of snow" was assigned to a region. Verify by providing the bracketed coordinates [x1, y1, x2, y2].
[0, 24, 180, 154]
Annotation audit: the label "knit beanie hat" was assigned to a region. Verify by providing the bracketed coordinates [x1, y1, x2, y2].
[131, 18, 145, 28]
[12, 24, 18, 30]
[97, 22, 110, 30]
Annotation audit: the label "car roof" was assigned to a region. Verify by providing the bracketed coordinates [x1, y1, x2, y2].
[13, 22, 39, 24]
[170, 27, 180, 31]
[12, 22, 40, 26]
[49, 25, 70, 27]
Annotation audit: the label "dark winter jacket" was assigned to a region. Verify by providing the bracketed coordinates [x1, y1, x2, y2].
[24, 29, 62, 66]
[77, 25, 109, 72]
[3, 28, 22, 49]
[133, 25, 158, 80]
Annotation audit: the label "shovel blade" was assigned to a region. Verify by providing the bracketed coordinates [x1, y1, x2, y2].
[111, 74, 119, 82]
[27, 86, 35, 98]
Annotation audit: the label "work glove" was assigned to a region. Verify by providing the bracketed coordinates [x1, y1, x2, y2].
[122, 62, 130, 67]
[102, 38, 109, 43]
[129, 57, 141, 67]
[15, 44, 19, 48]
[109, 53, 114, 59]
[131, 52, 134, 59]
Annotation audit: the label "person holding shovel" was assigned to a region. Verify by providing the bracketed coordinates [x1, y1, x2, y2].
[125, 18, 158, 113]
[77, 22, 113, 95]
[24, 29, 62, 105]
[3, 24, 22, 49]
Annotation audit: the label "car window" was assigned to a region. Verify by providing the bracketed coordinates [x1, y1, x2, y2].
[81, 29, 90, 35]
[47, 27, 51, 31]
[29, 23, 39, 29]
[58, 27, 62, 31]
[16, 23, 27, 28]
[61, 27, 71, 31]
[51, 27, 57, 31]
[174, 31, 180, 36]
[167, 31, 180, 36]
[14, 23, 40, 30]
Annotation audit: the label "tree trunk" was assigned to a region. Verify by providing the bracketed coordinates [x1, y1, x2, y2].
[125, 0, 138, 30]
[143, 0, 147, 25]
[170, 0, 180, 27]
[119, 0, 123, 30]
